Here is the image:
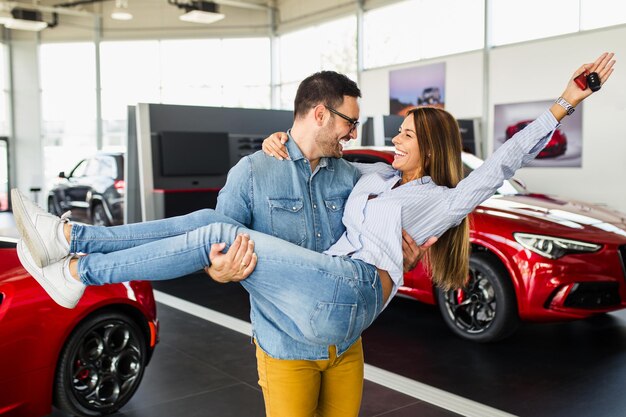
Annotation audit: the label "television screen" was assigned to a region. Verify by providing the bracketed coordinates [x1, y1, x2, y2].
[457, 119, 479, 155]
[383, 115, 403, 145]
[159, 131, 230, 176]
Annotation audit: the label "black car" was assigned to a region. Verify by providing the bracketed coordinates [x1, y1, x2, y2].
[48, 152, 125, 226]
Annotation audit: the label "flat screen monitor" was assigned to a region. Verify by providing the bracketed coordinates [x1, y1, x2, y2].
[383, 115, 403, 145]
[457, 119, 481, 156]
[159, 131, 230, 176]
[360, 117, 374, 146]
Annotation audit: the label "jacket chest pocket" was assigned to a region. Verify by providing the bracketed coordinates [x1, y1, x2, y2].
[268, 198, 307, 246]
[324, 197, 347, 241]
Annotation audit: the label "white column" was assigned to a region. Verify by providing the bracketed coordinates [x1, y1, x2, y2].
[10, 35, 44, 205]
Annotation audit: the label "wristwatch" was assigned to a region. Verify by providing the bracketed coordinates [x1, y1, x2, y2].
[555, 97, 575, 115]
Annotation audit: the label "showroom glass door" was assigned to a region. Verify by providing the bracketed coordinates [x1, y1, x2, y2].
[0, 137, 8, 211]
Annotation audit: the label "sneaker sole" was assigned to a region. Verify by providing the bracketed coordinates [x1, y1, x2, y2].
[17, 241, 80, 309]
[11, 189, 51, 268]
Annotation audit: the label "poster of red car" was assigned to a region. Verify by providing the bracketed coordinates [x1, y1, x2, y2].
[494, 100, 583, 167]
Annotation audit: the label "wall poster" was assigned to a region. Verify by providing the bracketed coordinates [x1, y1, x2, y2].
[389, 62, 446, 116]
[493, 100, 582, 167]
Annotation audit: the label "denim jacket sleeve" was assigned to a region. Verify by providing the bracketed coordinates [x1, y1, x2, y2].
[216, 156, 253, 227]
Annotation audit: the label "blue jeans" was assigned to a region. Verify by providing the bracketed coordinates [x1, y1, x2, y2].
[71, 209, 383, 347]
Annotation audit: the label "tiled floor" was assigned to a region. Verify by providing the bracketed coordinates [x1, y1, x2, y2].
[147, 275, 626, 417]
[47, 303, 461, 417]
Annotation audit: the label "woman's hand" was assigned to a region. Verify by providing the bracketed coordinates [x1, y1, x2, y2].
[262, 132, 290, 160]
[561, 52, 615, 107]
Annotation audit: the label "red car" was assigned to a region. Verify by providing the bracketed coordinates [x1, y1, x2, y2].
[506, 120, 568, 158]
[0, 235, 159, 416]
[343, 148, 626, 342]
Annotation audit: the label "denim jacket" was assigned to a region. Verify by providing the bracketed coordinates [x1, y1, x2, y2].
[216, 133, 360, 359]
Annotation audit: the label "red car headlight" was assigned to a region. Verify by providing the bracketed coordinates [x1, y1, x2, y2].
[513, 232, 601, 259]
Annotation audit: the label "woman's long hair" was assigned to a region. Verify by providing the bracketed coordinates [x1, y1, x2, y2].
[407, 106, 470, 290]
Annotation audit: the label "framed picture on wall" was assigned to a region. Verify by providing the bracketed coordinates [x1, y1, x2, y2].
[493, 100, 583, 168]
[389, 62, 445, 116]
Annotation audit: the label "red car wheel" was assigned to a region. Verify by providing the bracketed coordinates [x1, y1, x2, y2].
[54, 311, 148, 416]
[437, 252, 520, 342]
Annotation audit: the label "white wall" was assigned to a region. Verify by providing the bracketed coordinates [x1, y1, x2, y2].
[360, 50, 484, 118]
[359, 25, 626, 213]
[489, 26, 626, 213]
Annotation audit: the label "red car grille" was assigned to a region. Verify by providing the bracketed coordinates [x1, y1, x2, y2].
[564, 282, 620, 308]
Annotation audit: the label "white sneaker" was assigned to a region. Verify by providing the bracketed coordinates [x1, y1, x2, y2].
[17, 240, 85, 309]
[11, 188, 71, 268]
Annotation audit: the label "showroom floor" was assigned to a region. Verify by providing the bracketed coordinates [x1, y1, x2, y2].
[1, 211, 624, 417]
[49, 273, 626, 417]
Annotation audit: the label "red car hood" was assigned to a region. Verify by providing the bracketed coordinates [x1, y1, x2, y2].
[476, 193, 626, 244]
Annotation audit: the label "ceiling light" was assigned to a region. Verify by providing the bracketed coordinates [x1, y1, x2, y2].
[177, 1, 225, 25]
[111, 0, 133, 21]
[3, 8, 48, 31]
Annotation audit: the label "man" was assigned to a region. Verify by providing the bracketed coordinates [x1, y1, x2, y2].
[205, 71, 431, 417]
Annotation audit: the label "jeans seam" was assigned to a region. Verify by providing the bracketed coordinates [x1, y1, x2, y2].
[258, 258, 353, 281]
[82, 244, 207, 279]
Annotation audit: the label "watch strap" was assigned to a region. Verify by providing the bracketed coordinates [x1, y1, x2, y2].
[555, 97, 575, 115]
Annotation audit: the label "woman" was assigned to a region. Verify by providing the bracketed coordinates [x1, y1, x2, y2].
[12, 53, 614, 349]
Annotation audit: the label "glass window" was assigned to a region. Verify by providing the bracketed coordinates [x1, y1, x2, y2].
[280, 26, 321, 84]
[161, 38, 271, 109]
[160, 39, 223, 106]
[101, 38, 272, 148]
[491, 0, 579, 46]
[100, 41, 161, 150]
[222, 85, 272, 109]
[222, 38, 271, 87]
[278, 16, 357, 109]
[419, 0, 484, 59]
[580, 0, 626, 30]
[40, 43, 97, 190]
[279, 81, 299, 111]
[364, 0, 484, 69]
[222, 38, 271, 109]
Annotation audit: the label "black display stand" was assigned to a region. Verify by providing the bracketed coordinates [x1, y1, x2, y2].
[153, 188, 220, 218]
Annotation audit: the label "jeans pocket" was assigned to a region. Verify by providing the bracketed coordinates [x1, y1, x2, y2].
[309, 302, 356, 345]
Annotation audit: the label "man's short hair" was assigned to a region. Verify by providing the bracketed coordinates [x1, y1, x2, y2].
[294, 71, 361, 119]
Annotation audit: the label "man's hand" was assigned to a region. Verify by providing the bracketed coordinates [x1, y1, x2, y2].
[204, 234, 257, 283]
[402, 230, 437, 272]
[262, 132, 290, 160]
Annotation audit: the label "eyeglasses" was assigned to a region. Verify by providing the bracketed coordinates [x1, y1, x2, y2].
[326, 106, 360, 133]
